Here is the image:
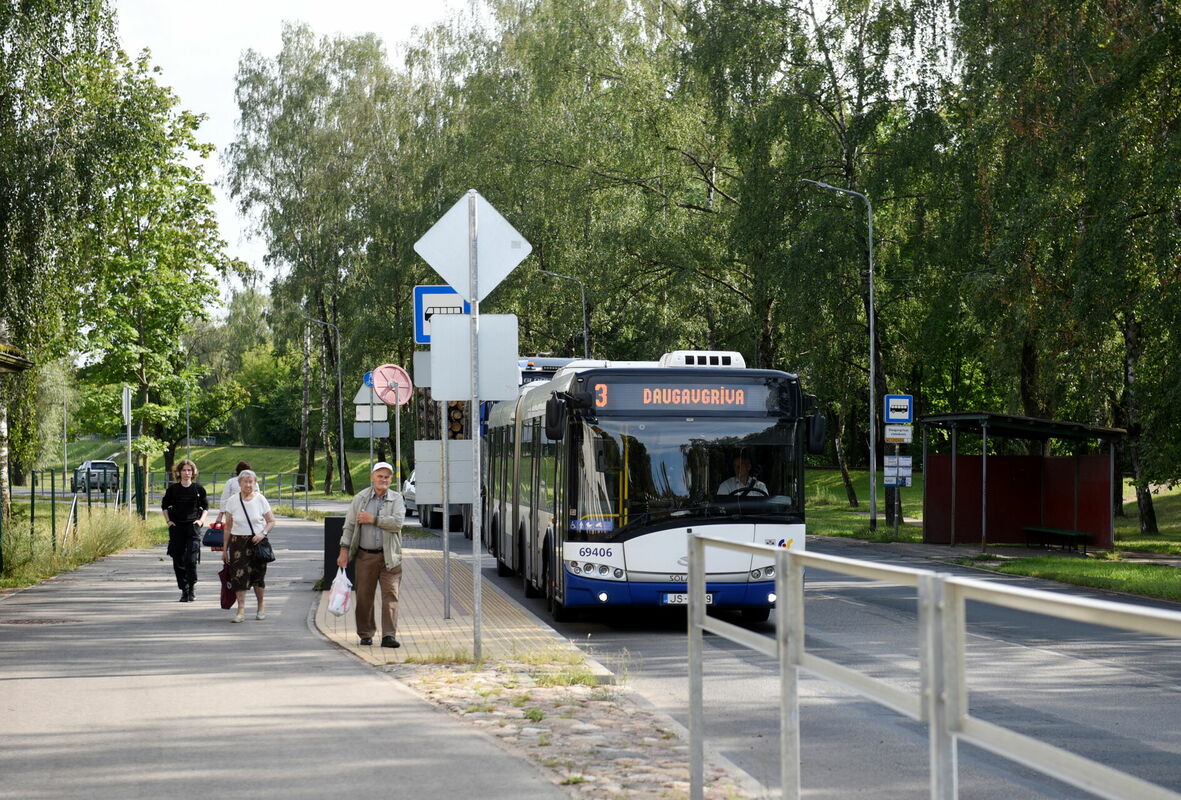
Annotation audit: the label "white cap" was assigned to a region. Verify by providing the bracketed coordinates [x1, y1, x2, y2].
[371, 461, 395, 474]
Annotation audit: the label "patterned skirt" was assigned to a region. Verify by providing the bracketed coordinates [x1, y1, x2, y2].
[227, 535, 268, 592]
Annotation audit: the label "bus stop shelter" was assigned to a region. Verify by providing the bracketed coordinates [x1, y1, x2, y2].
[920, 412, 1125, 551]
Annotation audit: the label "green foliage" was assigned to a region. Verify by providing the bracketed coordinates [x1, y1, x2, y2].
[223, 2, 1181, 517]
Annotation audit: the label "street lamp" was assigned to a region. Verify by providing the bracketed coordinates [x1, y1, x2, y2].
[301, 313, 346, 492]
[801, 178, 877, 531]
[185, 352, 191, 461]
[538, 269, 590, 359]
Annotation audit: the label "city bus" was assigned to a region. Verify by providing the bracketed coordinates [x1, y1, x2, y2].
[483, 350, 826, 621]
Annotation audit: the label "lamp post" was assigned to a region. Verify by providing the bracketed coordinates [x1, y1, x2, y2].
[185, 353, 191, 461]
[301, 313, 346, 492]
[801, 178, 877, 531]
[539, 269, 590, 358]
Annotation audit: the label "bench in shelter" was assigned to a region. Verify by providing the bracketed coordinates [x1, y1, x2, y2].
[1023, 526, 1091, 555]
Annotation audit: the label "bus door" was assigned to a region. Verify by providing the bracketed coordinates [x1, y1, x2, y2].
[526, 419, 541, 583]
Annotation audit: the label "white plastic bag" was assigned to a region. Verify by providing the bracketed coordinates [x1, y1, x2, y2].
[327, 567, 352, 617]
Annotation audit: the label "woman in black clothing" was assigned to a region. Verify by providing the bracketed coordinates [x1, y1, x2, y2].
[161, 459, 208, 602]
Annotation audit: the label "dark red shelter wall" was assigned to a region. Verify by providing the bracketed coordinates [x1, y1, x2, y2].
[923, 453, 1112, 546]
[1041, 455, 1112, 547]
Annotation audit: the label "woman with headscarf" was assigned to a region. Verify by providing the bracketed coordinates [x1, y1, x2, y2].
[221, 469, 276, 622]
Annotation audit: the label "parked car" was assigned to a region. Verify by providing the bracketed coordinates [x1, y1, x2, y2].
[402, 470, 416, 516]
[71, 460, 120, 493]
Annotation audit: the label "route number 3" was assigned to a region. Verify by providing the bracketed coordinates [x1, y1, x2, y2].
[595, 383, 608, 408]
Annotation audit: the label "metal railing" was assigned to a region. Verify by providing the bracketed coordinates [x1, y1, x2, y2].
[687, 534, 1181, 800]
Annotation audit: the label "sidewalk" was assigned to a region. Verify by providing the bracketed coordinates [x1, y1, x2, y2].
[0, 515, 573, 800]
[315, 530, 609, 673]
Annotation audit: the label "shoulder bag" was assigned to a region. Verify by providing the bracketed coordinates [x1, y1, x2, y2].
[240, 495, 275, 563]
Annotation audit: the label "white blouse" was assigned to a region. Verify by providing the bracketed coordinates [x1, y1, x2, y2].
[228, 492, 271, 537]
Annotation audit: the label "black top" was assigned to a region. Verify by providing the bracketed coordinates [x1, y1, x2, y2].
[162, 482, 208, 524]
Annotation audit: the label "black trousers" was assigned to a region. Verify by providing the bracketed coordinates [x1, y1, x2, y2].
[168, 524, 201, 590]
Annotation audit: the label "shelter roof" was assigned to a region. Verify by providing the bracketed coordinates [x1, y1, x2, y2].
[919, 412, 1124, 442]
[0, 343, 34, 373]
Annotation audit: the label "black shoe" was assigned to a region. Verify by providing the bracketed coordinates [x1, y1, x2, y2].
[381, 636, 401, 649]
[179, 592, 190, 602]
[188, 588, 195, 601]
[359, 636, 373, 646]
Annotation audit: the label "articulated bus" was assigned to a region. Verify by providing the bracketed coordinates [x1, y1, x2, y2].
[483, 350, 826, 621]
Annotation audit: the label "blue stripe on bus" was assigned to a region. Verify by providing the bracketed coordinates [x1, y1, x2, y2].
[562, 572, 776, 608]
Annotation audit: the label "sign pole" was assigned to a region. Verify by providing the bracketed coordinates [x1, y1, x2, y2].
[893, 443, 901, 539]
[122, 386, 132, 513]
[368, 387, 375, 470]
[468, 190, 483, 661]
[394, 384, 402, 486]
[440, 400, 451, 619]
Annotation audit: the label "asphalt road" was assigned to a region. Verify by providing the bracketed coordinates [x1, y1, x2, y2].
[484, 534, 1181, 798]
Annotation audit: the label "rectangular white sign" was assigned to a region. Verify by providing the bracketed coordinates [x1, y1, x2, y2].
[413, 439, 475, 504]
[884, 424, 914, 444]
[429, 314, 520, 402]
[354, 404, 388, 421]
[353, 422, 389, 438]
[412, 350, 431, 390]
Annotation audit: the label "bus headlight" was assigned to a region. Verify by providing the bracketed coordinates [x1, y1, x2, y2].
[765, 566, 775, 577]
[750, 568, 762, 579]
[613, 568, 624, 579]
[583, 562, 595, 574]
[598, 564, 610, 576]
[597, 592, 609, 602]
[768, 593, 777, 604]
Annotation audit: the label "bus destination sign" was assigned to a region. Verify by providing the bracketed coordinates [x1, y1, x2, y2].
[590, 380, 775, 412]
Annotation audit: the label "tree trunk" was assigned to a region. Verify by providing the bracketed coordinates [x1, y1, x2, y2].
[0, 392, 10, 522]
[829, 407, 858, 507]
[1123, 313, 1158, 534]
[319, 345, 335, 495]
[298, 325, 313, 490]
[163, 441, 178, 478]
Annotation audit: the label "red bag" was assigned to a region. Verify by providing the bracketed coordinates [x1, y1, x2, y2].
[218, 563, 235, 610]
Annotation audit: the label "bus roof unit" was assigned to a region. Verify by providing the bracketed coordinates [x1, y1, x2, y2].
[658, 350, 746, 368]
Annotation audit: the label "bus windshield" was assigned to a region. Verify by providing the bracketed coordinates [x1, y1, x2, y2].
[569, 416, 801, 541]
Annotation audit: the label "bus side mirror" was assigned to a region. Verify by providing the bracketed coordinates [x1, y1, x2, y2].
[567, 390, 594, 410]
[807, 412, 827, 455]
[803, 393, 818, 413]
[545, 396, 565, 441]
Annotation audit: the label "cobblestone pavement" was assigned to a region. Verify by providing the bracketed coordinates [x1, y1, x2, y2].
[386, 659, 761, 800]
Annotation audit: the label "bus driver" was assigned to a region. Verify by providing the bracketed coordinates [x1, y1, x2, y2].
[717, 453, 768, 496]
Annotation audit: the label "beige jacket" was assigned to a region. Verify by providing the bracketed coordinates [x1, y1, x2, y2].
[339, 486, 405, 569]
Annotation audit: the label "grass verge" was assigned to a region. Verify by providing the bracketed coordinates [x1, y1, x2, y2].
[1, 507, 167, 590]
[981, 556, 1181, 603]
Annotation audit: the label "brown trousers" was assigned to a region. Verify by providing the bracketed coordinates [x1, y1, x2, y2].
[353, 550, 402, 638]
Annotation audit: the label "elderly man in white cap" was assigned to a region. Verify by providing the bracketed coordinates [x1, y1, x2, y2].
[337, 462, 406, 647]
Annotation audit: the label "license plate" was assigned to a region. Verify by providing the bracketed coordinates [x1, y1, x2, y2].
[662, 593, 712, 605]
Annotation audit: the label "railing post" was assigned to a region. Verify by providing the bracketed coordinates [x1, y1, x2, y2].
[920, 573, 957, 799]
[688, 531, 705, 800]
[779, 547, 802, 799]
[50, 470, 57, 553]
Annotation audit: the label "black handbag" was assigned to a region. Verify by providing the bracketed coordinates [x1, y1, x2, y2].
[202, 522, 225, 548]
[240, 495, 275, 563]
[254, 537, 276, 563]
